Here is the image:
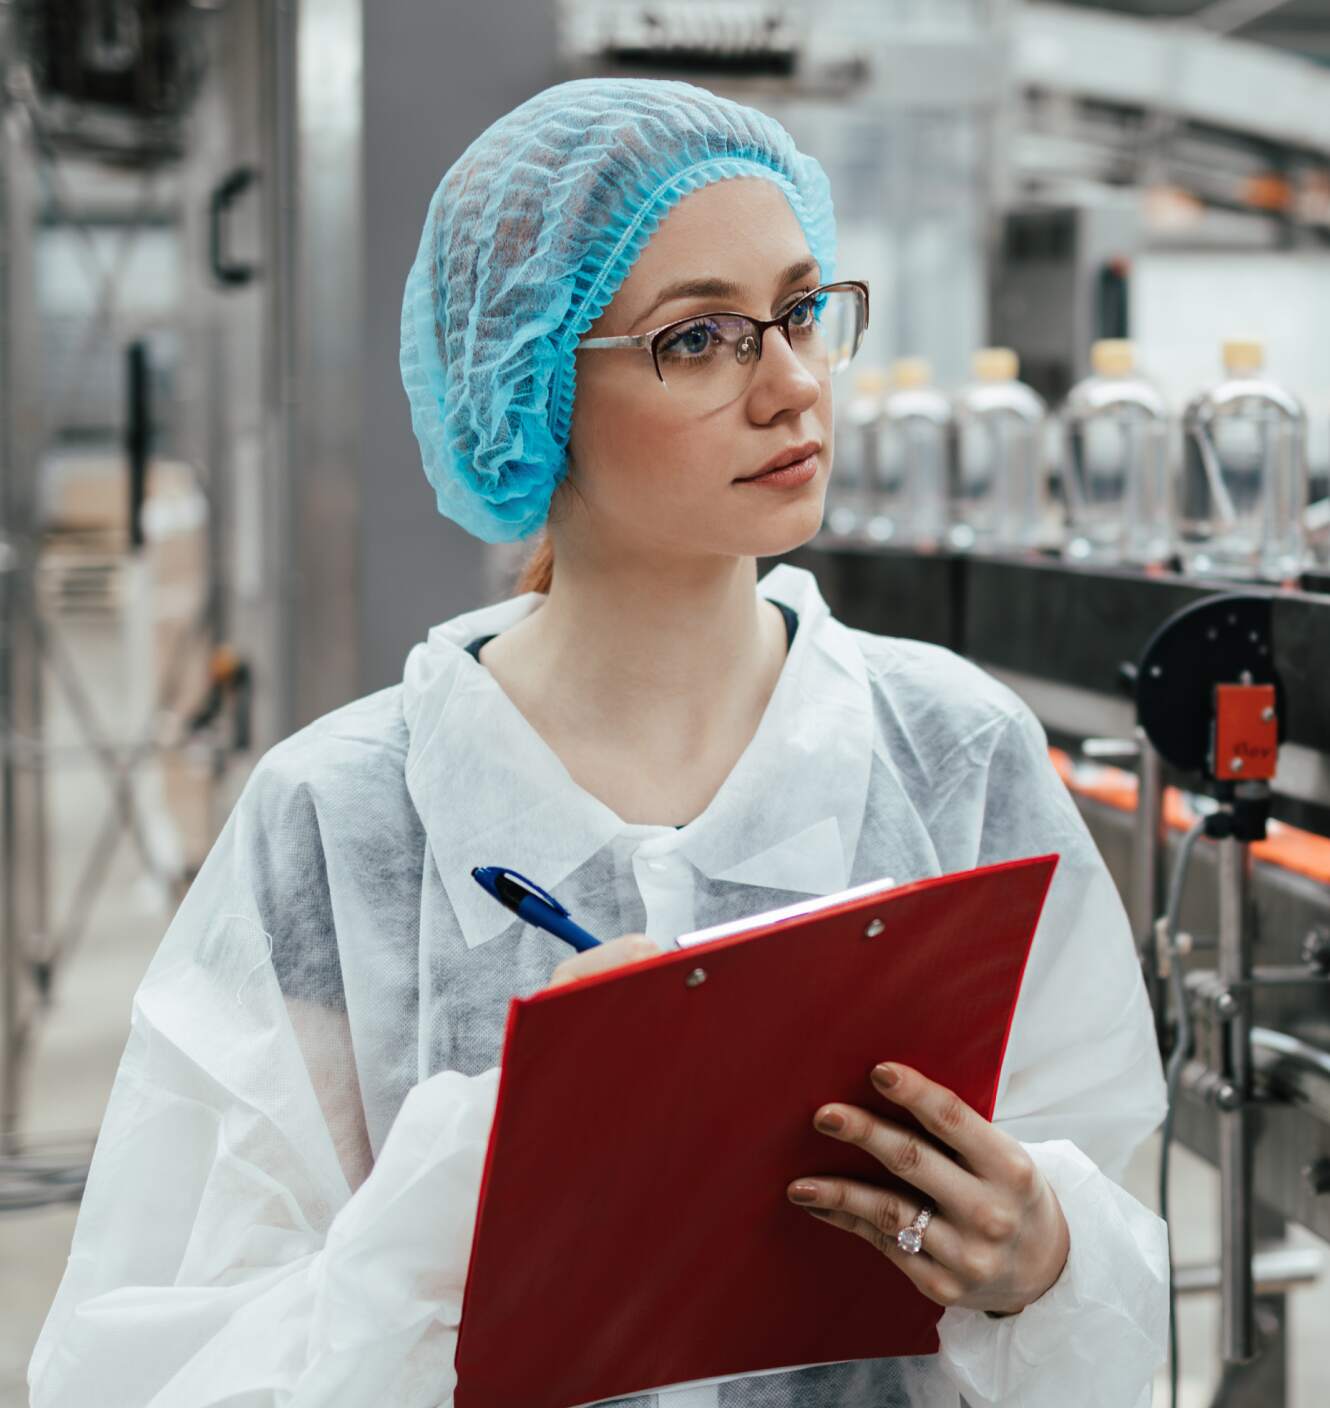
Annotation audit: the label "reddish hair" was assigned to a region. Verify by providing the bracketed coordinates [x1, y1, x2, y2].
[514, 533, 554, 595]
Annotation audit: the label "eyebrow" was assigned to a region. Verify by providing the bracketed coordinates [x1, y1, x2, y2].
[632, 257, 820, 330]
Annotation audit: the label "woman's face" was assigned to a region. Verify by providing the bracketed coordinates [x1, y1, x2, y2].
[559, 178, 835, 566]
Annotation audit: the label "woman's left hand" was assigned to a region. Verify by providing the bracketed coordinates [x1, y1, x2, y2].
[787, 1062, 1070, 1316]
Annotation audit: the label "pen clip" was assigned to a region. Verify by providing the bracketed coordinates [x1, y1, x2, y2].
[494, 868, 570, 917]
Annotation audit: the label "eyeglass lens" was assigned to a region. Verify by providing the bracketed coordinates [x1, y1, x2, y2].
[653, 287, 866, 411]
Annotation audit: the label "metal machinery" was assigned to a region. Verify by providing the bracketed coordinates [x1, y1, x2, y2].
[1, 0, 241, 1196]
[1131, 595, 1330, 1386]
[995, 4, 1330, 432]
[0, 0, 363, 1206]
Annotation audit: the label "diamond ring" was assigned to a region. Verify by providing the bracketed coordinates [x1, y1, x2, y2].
[896, 1204, 934, 1256]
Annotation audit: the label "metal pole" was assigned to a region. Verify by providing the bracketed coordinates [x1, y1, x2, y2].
[0, 86, 15, 1160]
[1130, 727, 1167, 1042]
[0, 535, 19, 1159]
[0, 95, 46, 1158]
[261, 0, 298, 742]
[1217, 833, 1256, 1364]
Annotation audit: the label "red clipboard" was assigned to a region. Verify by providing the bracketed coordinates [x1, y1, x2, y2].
[455, 854, 1058, 1408]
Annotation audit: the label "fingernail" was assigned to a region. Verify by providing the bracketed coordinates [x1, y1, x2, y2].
[789, 1183, 821, 1204]
[814, 1109, 845, 1133]
[872, 1063, 900, 1089]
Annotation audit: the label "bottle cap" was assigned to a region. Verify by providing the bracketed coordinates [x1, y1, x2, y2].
[973, 347, 1019, 382]
[1222, 340, 1264, 376]
[890, 357, 933, 389]
[1091, 339, 1135, 378]
[852, 367, 890, 396]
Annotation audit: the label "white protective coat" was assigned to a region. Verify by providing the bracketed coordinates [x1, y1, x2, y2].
[30, 564, 1168, 1408]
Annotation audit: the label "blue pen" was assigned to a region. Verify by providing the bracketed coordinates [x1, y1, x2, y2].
[471, 866, 602, 952]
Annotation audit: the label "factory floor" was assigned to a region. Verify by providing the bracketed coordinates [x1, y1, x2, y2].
[4, 618, 1330, 1408]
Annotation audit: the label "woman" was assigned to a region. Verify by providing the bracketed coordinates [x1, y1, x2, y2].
[30, 79, 1167, 1407]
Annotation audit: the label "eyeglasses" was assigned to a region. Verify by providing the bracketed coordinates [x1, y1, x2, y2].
[577, 280, 869, 414]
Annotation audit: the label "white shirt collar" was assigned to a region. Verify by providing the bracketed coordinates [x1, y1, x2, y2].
[401, 564, 873, 949]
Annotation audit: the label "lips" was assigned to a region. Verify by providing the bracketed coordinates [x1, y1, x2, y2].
[739, 440, 822, 481]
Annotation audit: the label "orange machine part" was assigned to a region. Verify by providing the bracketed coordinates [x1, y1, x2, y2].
[1212, 683, 1278, 782]
[1047, 749, 1330, 886]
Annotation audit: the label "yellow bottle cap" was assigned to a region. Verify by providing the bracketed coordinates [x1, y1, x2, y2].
[852, 367, 890, 396]
[890, 357, 933, 390]
[1222, 340, 1264, 376]
[973, 347, 1019, 382]
[1091, 339, 1135, 378]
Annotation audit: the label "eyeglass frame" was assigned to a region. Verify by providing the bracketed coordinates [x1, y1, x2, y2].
[576, 279, 870, 386]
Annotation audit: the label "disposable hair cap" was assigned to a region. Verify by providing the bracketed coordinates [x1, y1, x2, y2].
[399, 77, 838, 542]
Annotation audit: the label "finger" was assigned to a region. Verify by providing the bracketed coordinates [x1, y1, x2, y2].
[797, 1202, 967, 1309]
[591, 933, 662, 968]
[811, 1103, 985, 1216]
[869, 1063, 1006, 1176]
[788, 1176, 967, 1273]
[547, 935, 660, 987]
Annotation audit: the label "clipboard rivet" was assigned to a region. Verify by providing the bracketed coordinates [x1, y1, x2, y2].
[685, 967, 708, 988]
[864, 918, 886, 938]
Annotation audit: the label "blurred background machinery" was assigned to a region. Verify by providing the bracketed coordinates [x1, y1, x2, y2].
[1, 0, 313, 1193]
[3, 2, 1330, 1405]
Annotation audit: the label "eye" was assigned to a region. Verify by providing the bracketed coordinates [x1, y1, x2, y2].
[786, 290, 826, 332]
[659, 318, 723, 362]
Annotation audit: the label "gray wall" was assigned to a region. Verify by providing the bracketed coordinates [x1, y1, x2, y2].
[359, 2, 559, 694]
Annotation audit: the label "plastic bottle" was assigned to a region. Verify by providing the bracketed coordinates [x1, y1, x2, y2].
[865, 357, 950, 548]
[1179, 341, 1307, 580]
[1061, 340, 1170, 565]
[948, 348, 1047, 552]
[825, 367, 888, 539]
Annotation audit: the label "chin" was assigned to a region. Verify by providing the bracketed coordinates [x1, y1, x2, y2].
[732, 495, 825, 560]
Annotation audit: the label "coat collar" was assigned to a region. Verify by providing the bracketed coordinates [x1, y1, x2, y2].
[401, 564, 873, 949]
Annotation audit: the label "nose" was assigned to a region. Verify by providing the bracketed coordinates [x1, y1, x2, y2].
[746, 323, 821, 419]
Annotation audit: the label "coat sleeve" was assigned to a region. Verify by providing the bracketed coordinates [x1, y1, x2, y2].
[28, 762, 499, 1408]
[933, 702, 1170, 1408]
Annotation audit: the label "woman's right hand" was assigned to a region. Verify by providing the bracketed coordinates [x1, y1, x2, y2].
[543, 933, 664, 991]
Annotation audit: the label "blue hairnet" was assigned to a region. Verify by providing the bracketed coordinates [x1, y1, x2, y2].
[399, 77, 838, 543]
